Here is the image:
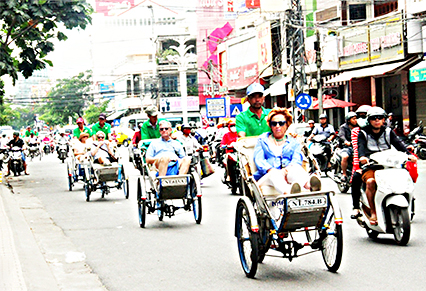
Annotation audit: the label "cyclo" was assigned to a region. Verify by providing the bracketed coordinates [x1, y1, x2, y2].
[136, 139, 202, 228]
[81, 143, 129, 202]
[233, 137, 343, 278]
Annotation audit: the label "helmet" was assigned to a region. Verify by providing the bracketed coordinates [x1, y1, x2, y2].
[367, 107, 387, 120]
[246, 83, 264, 97]
[228, 120, 236, 129]
[388, 112, 393, 117]
[319, 113, 327, 119]
[345, 112, 357, 121]
[13, 131, 19, 136]
[308, 120, 314, 124]
[356, 105, 372, 115]
[181, 123, 191, 130]
[209, 121, 215, 127]
[189, 121, 196, 128]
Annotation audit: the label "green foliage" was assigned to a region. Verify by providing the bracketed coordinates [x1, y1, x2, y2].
[84, 100, 109, 124]
[38, 70, 92, 125]
[0, 0, 92, 83]
[0, 103, 20, 126]
[7, 106, 35, 129]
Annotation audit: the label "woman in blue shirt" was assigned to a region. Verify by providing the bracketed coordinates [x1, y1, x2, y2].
[254, 108, 321, 195]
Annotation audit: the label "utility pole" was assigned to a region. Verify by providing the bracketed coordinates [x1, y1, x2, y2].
[315, 30, 323, 115]
[286, 0, 306, 124]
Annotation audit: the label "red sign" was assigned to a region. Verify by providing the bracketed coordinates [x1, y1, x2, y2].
[246, 0, 260, 9]
[227, 63, 259, 90]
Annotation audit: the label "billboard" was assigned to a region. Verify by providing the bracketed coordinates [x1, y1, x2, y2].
[257, 21, 273, 78]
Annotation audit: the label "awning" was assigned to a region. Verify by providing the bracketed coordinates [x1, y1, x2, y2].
[325, 61, 407, 84]
[264, 76, 291, 96]
[107, 110, 127, 121]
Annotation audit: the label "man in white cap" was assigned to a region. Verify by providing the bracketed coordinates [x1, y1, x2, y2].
[236, 83, 271, 137]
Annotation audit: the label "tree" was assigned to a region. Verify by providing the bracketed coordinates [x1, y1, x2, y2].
[39, 70, 92, 125]
[84, 100, 109, 125]
[0, 0, 92, 84]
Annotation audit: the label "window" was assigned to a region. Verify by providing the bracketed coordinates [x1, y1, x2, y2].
[161, 76, 178, 93]
[349, 4, 367, 23]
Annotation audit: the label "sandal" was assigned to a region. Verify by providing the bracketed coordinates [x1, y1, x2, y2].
[369, 218, 378, 225]
[351, 209, 362, 219]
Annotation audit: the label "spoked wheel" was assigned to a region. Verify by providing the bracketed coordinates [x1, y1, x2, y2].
[84, 183, 91, 202]
[390, 206, 410, 246]
[321, 210, 343, 272]
[121, 165, 129, 199]
[67, 164, 73, 191]
[235, 200, 259, 278]
[137, 177, 146, 228]
[191, 173, 202, 224]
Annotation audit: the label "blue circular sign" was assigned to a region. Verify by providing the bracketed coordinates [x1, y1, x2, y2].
[296, 93, 312, 110]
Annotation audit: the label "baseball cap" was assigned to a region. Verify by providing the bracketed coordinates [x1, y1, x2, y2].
[76, 117, 84, 124]
[246, 83, 264, 97]
[99, 113, 107, 120]
[145, 105, 159, 116]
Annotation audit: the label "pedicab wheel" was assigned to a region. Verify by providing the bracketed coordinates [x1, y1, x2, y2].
[321, 211, 343, 273]
[84, 183, 91, 202]
[192, 196, 202, 224]
[236, 200, 259, 278]
[390, 206, 410, 246]
[137, 177, 146, 228]
[67, 165, 73, 191]
[157, 200, 164, 221]
[121, 165, 129, 199]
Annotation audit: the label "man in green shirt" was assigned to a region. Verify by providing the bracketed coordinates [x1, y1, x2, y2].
[91, 113, 111, 140]
[236, 83, 271, 137]
[73, 117, 91, 138]
[24, 126, 38, 137]
[140, 105, 161, 140]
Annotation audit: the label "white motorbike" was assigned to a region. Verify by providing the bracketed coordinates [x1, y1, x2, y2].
[0, 144, 9, 170]
[57, 140, 69, 163]
[356, 150, 416, 246]
[9, 146, 24, 176]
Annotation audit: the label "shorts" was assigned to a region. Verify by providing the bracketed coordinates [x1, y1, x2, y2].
[340, 147, 353, 157]
[21, 152, 26, 162]
[361, 169, 375, 183]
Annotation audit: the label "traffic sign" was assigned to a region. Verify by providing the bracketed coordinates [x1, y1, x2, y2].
[295, 93, 312, 110]
[230, 104, 243, 117]
[113, 119, 121, 127]
[206, 98, 226, 118]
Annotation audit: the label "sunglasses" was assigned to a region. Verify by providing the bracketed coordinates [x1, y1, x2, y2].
[97, 136, 105, 139]
[160, 127, 170, 131]
[368, 115, 385, 121]
[270, 121, 287, 127]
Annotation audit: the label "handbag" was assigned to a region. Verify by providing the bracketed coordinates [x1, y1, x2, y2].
[200, 157, 215, 178]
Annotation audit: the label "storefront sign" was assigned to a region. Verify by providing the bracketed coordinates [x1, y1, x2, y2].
[410, 66, 426, 82]
[95, 0, 134, 16]
[159, 97, 200, 113]
[339, 13, 404, 69]
[257, 21, 273, 78]
[227, 63, 258, 89]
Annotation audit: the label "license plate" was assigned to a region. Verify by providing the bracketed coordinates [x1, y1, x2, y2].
[287, 196, 327, 209]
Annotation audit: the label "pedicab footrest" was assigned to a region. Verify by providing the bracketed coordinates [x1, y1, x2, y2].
[280, 194, 328, 230]
[157, 175, 191, 200]
[93, 163, 119, 182]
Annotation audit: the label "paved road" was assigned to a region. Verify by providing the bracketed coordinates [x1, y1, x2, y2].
[6, 150, 426, 291]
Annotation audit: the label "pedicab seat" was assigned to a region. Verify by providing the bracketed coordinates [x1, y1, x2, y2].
[92, 162, 120, 182]
[157, 175, 191, 200]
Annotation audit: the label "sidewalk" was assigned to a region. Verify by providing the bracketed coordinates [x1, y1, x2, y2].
[0, 182, 106, 291]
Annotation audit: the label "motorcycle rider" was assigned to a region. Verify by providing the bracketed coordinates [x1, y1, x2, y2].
[56, 131, 70, 155]
[308, 114, 335, 166]
[177, 124, 202, 157]
[221, 121, 238, 148]
[304, 120, 315, 137]
[236, 83, 271, 137]
[6, 132, 29, 176]
[350, 105, 371, 219]
[358, 107, 417, 225]
[338, 112, 357, 182]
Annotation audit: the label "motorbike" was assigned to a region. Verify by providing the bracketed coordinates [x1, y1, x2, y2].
[57, 140, 69, 163]
[309, 135, 334, 174]
[356, 150, 416, 246]
[27, 143, 40, 161]
[221, 145, 242, 195]
[327, 141, 352, 193]
[414, 135, 426, 160]
[0, 145, 8, 170]
[132, 144, 143, 175]
[9, 146, 24, 176]
[42, 141, 53, 154]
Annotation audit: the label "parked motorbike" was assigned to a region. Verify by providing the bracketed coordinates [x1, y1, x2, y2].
[356, 150, 415, 246]
[9, 146, 24, 176]
[57, 140, 68, 163]
[309, 135, 333, 173]
[0, 145, 8, 170]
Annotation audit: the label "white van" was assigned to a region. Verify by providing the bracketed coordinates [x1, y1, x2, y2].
[119, 113, 148, 131]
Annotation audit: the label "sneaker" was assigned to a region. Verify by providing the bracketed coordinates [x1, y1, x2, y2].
[351, 209, 362, 219]
[103, 160, 112, 166]
[290, 182, 301, 194]
[310, 175, 321, 191]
